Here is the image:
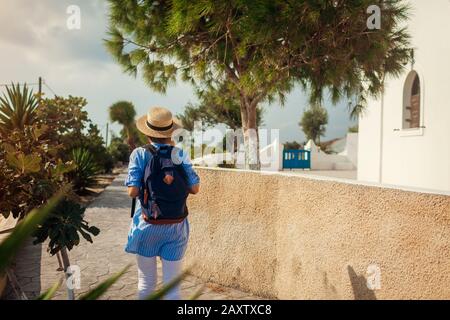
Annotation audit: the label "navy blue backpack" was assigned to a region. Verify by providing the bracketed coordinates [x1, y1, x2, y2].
[133, 144, 189, 224]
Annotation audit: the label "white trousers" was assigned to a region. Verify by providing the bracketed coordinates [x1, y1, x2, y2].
[136, 255, 182, 300]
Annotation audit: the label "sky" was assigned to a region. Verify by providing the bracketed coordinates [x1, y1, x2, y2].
[0, 0, 356, 144]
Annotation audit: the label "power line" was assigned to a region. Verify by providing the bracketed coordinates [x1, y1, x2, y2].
[0, 79, 59, 97]
[44, 82, 58, 97]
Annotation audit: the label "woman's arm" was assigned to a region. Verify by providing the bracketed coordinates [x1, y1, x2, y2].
[125, 148, 145, 198]
[180, 153, 200, 195]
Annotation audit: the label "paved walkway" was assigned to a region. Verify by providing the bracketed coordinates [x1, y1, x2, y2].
[5, 173, 261, 300]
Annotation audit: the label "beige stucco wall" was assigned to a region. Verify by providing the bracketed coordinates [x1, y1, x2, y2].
[185, 168, 450, 299]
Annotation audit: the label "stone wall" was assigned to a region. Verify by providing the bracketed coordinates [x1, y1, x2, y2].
[185, 167, 450, 299]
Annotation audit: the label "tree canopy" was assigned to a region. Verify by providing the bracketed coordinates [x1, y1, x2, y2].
[105, 0, 411, 168]
[109, 100, 137, 149]
[299, 105, 328, 144]
[177, 83, 263, 131]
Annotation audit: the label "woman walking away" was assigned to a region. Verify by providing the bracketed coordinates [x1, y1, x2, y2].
[125, 106, 200, 300]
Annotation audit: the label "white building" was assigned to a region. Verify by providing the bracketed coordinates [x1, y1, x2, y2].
[358, 0, 450, 193]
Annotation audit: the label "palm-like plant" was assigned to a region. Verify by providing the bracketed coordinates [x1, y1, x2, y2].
[109, 101, 136, 150]
[0, 83, 39, 134]
[67, 148, 100, 193]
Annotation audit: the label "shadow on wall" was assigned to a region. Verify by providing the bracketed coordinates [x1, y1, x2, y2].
[347, 266, 377, 300]
[322, 272, 338, 299]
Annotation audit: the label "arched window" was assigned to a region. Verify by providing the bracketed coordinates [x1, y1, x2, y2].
[402, 71, 421, 129]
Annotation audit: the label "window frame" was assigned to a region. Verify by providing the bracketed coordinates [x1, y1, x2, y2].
[399, 69, 425, 137]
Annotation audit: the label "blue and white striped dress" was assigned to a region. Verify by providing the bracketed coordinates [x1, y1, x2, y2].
[124, 144, 200, 261]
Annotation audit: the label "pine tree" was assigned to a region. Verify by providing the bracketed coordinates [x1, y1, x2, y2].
[178, 83, 263, 131]
[105, 0, 411, 169]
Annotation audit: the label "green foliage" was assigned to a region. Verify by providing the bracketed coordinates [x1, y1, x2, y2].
[108, 136, 131, 163]
[0, 126, 75, 220]
[348, 125, 359, 133]
[67, 148, 100, 193]
[32, 199, 100, 255]
[37, 96, 89, 140]
[146, 269, 190, 300]
[83, 123, 114, 173]
[105, 0, 411, 132]
[188, 286, 205, 300]
[178, 83, 264, 131]
[0, 93, 112, 219]
[177, 104, 202, 132]
[0, 83, 39, 134]
[6, 151, 41, 174]
[109, 101, 136, 125]
[120, 125, 147, 147]
[299, 106, 328, 144]
[0, 189, 66, 273]
[284, 141, 302, 150]
[38, 96, 113, 173]
[0, 197, 193, 300]
[109, 101, 137, 149]
[36, 279, 62, 300]
[0, 86, 104, 290]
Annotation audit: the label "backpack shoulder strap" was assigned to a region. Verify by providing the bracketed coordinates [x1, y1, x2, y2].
[140, 144, 157, 187]
[140, 144, 158, 214]
[143, 144, 157, 155]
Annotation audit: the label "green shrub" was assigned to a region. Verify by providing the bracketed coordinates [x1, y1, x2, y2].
[33, 199, 100, 255]
[102, 152, 115, 173]
[0, 126, 74, 220]
[284, 141, 302, 150]
[67, 148, 100, 193]
[37, 97, 113, 174]
[82, 123, 114, 173]
[108, 136, 131, 164]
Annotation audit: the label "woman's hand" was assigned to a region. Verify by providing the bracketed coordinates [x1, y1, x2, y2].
[189, 184, 200, 195]
[128, 186, 139, 198]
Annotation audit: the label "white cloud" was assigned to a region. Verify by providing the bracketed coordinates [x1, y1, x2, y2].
[0, 0, 354, 142]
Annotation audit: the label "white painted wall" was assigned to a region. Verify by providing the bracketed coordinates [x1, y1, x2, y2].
[305, 140, 355, 170]
[339, 133, 358, 168]
[358, 0, 450, 192]
[192, 139, 283, 171]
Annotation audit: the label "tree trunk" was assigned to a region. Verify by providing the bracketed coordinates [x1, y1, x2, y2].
[239, 94, 260, 170]
[60, 247, 75, 300]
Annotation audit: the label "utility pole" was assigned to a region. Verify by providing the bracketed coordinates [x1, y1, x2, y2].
[105, 122, 109, 147]
[38, 77, 43, 106]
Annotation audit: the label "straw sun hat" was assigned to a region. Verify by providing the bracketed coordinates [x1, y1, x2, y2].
[136, 106, 182, 138]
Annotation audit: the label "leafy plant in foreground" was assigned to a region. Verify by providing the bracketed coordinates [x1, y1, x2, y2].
[0, 196, 194, 300]
[32, 199, 100, 255]
[0, 188, 67, 273]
